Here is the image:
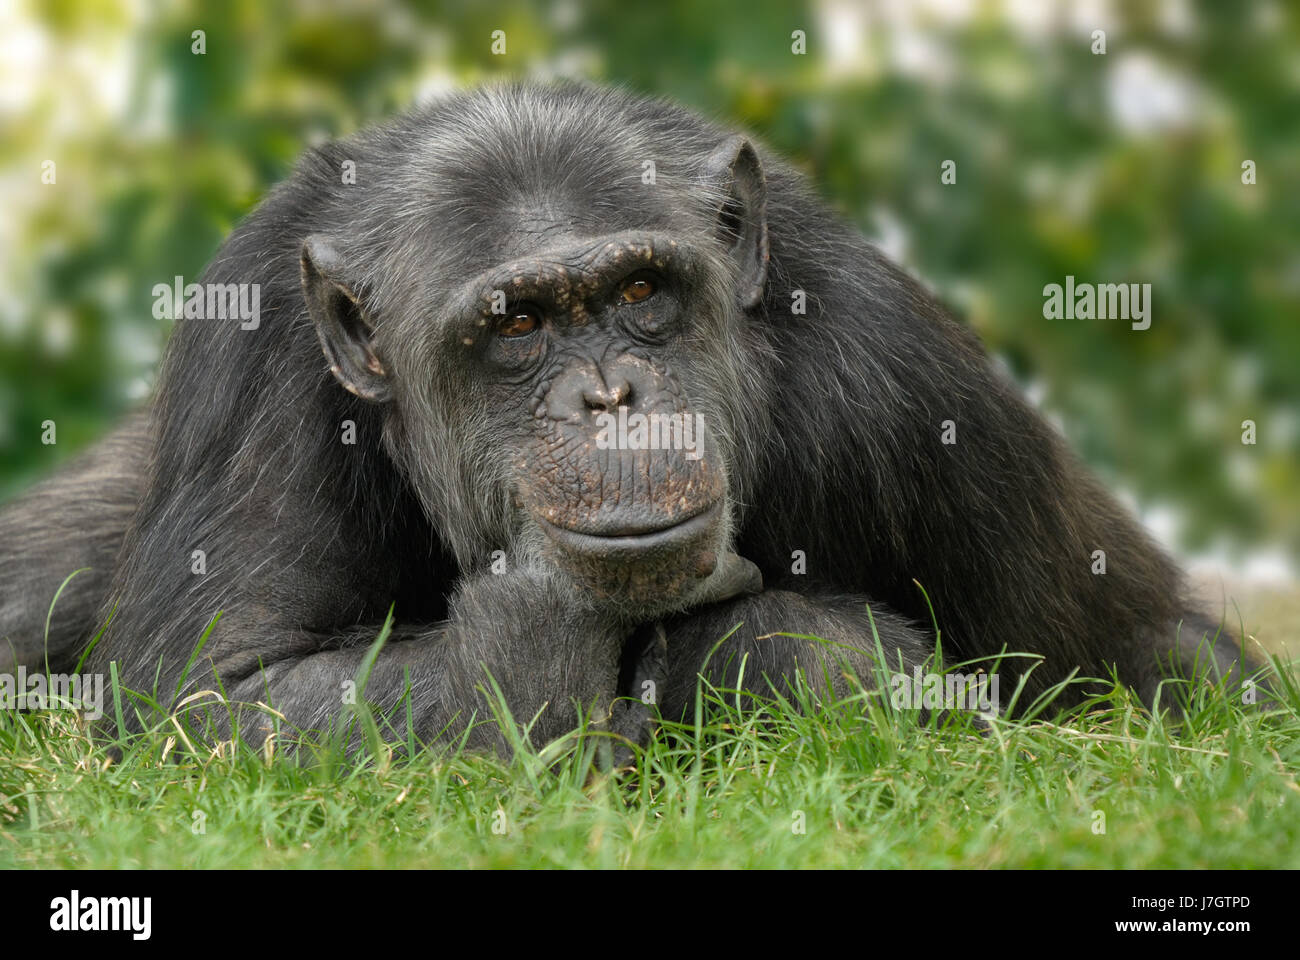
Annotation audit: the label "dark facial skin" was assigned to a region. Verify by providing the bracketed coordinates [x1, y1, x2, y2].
[447, 235, 728, 606]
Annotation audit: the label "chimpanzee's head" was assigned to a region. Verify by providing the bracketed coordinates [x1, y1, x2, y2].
[298, 85, 771, 616]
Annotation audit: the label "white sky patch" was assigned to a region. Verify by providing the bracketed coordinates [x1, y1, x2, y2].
[1129, 493, 1298, 580]
[125, 376, 153, 400]
[818, 0, 871, 79]
[413, 65, 458, 105]
[890, 23, 953, 84]
[0, 6, 137, 130]
[1141, 502, 1183, 553]
[1021, 377, 1046, 409]
[1003, 0, 1054, 40]
[1106, 51, 1202, 135]
[868, 204, 910, 263]
[1065, 0, 1118, 37]
[0, 7, 49, 113]
[1190, 548, 1297, 585]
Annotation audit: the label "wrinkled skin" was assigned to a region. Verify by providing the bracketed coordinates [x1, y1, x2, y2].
[499, 241, 731, 604]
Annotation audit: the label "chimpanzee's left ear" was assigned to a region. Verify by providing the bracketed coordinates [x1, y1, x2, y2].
[705, 136, 769, 312]
[301, 234, 392, 402]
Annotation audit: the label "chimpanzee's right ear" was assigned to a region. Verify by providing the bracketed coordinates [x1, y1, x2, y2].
[301, 234, 392, 402]
[704, 136, 769, 312]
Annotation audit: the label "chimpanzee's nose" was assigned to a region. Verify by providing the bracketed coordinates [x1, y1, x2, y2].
[547, 358, 653, 422]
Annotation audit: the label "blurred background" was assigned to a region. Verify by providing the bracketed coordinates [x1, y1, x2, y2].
[0, 0, 1296, 648]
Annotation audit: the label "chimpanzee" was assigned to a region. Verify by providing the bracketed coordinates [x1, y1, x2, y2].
[0, 82, 1257, 752]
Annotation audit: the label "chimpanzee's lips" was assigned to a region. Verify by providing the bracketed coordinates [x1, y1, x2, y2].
[538, 501, 722, 556]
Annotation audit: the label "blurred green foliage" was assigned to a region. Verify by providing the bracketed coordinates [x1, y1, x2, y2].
[1, 0, 1296, 565]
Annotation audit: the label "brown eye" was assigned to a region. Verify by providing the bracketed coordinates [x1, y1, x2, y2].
[499, 306, 541, 338]
[620, 275, 657, 304]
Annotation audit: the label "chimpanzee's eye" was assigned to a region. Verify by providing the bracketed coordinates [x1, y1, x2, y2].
[619, 274, 657, 304]
[499, 305, 541, 338]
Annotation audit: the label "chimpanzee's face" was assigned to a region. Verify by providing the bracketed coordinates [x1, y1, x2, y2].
[435, 231, 733, 605]
[301, 137, 768, 614]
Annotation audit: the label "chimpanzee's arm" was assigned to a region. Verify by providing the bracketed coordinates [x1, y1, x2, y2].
[656, 589, 933, 722]
[176, 571, 629, 754]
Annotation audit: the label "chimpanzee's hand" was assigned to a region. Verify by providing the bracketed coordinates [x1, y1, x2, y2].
[597, 554, 761, 769]
[683, 551, 763, 609]
[602, 621, 668, 771]
[447, 568, 627, 752]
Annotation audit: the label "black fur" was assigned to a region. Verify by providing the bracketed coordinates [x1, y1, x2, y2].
[0, 82, 1258, 752]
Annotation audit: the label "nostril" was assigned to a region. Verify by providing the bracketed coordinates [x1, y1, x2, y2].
[609, 379, 632, 407]
[584, 379, 632, 412]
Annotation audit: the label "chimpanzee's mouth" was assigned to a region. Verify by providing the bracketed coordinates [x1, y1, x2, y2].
[537, 501, 722, 557]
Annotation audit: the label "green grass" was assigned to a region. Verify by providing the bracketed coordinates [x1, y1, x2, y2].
[2, 636, 1297, 869]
